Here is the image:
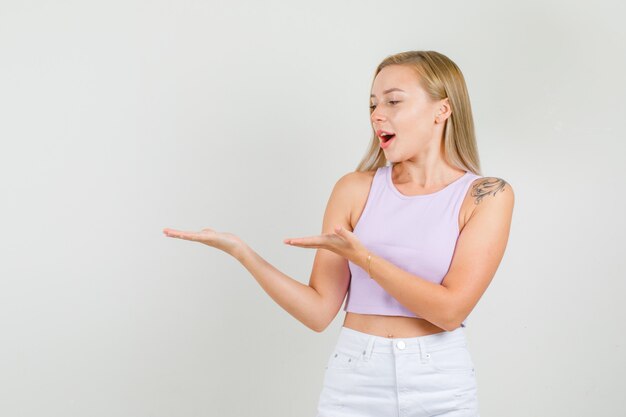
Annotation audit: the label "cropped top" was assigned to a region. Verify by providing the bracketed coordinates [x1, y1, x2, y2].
[343, 164, 484, 328]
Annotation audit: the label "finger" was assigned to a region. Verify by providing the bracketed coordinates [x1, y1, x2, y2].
[334, 225, 354, 240]
[283, 236, 326, 247]
[283, 235, 317, 243]
[163, 228, 181, 237]
[334, 225, 353, 235]
[163, 229, 197, 240]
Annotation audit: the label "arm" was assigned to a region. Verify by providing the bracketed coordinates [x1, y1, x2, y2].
[235, 245, 323, 331]
[354, 177, 515, 331]
[235, 173, 355, 332]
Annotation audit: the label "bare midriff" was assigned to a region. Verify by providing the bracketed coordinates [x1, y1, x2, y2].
[342, 312, 447, 338]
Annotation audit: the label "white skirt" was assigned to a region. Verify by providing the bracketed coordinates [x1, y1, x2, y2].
[316, 326, 480, 417]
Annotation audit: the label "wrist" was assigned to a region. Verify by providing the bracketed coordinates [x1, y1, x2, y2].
[233, 242, 252, 263]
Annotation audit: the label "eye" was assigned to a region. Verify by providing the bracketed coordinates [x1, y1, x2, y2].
[369, 100, 400, 111]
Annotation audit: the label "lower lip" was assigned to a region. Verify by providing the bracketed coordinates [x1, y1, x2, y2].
[380, 136, 395, 149]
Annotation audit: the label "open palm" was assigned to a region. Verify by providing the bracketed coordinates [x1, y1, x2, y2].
[162, 227, 244, 258]
[284, 225, 366, 264]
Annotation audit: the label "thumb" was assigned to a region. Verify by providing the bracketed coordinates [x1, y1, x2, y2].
[335, 225, 350, 236]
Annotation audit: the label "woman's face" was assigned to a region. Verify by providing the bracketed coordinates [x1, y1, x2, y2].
[369, 64, 447, 161]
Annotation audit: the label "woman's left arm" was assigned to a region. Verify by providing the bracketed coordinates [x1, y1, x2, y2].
[359, 178, 515, 330]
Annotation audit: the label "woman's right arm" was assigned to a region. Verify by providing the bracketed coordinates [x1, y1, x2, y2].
[234, 173, 355, 332]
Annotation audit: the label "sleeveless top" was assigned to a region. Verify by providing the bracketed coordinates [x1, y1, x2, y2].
[343, 165, 484, 328]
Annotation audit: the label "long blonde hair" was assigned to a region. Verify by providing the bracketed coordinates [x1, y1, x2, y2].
[355, 50, 482, 175]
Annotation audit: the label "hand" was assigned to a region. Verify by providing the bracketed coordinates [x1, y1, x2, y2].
[284, 225, 367, 265]
[163, 227, 246, 259]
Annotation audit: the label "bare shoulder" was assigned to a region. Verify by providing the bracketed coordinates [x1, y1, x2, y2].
[320, 169, 376, 235]
[332, 170, 377, 230]
[460, 177, 513, 232]
[330, 170, 375, 198]
[468, 176, 515, 219]
[470, 177, 515, 206]
[337, 169, 376, 189]
[471, 176, 514, 205]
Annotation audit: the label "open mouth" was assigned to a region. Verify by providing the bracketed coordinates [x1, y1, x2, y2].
[381, 133, 396, 143]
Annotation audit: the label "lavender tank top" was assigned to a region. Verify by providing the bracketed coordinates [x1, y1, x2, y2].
[343, 164, 483, 328]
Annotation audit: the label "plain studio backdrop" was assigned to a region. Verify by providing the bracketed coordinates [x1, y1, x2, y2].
[1, 0, 624, 416]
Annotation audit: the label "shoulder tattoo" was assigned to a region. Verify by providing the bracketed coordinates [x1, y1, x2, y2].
[471, 177, 508, 205]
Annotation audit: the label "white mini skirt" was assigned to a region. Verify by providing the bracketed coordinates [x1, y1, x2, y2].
[316, 326, 480, 417]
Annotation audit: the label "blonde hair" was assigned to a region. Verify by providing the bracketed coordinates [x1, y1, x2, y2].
[355, 50, 482, 175]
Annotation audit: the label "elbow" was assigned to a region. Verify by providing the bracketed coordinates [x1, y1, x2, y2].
[309, 297, 337, 333]
[301, 316, 324, 333]
[311, 324, 325, 333]
[311, 318, 331, 333]
[443, 310, 467, 332]
[311, 309, 337, 333]
[308, 320, 323, 333]
[303, 312, 326, 333]
[443, 320, 462, 332]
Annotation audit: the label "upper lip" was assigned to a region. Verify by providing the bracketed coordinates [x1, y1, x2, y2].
[376, 129, 395, 139]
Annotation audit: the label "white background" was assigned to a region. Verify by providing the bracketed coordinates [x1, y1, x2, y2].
[1, 0, 624, 416]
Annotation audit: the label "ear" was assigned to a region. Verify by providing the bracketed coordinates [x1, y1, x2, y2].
[435, 98, 452, 123]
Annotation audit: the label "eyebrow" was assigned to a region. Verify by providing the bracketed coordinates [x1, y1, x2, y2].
[370, 88, 405, 98]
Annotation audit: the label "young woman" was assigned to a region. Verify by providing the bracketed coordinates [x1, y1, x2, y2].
[163, 50, 514, 417]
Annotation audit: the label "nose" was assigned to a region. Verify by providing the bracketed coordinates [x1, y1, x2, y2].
[370, 106, 386, 124]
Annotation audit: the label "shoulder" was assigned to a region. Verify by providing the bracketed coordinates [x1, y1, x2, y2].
[329, 170, 378, 228]
[333, 169, 377, 195]
[469, 176, 515, 215]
